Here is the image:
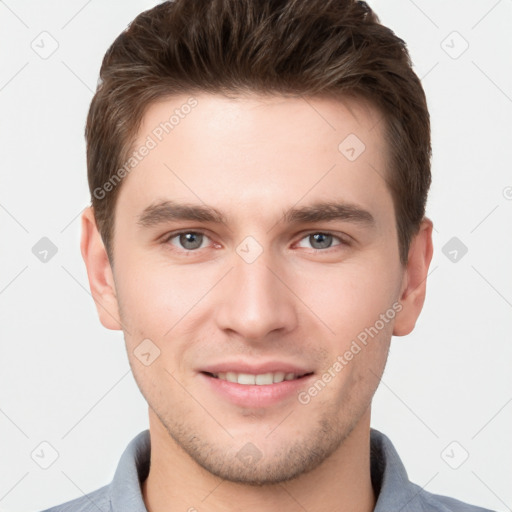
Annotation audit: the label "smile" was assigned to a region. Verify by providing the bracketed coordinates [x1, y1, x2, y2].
[204, 371, 312, 385]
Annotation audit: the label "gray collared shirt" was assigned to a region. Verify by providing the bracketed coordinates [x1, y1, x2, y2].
[41, 428, 495, 512]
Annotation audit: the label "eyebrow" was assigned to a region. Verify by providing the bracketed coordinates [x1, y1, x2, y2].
[282, 201, 375, 226]
[137, 201, 227, 227]
[136, 199, 375, 229]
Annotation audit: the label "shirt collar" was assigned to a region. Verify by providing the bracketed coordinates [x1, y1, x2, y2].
[369, 428, 431, 511]
[110, 430, 150, 512]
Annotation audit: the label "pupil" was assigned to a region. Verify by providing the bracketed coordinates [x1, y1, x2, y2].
[181, 233, 202, 250]
[312, 233, 331, 249]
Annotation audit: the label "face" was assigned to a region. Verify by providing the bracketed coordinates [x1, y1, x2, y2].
[87, 93, 417, 484]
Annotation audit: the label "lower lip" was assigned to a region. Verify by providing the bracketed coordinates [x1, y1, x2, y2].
[200, 372, 314, 408]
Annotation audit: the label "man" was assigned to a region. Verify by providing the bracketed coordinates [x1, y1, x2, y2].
[42, 0, 494, 511]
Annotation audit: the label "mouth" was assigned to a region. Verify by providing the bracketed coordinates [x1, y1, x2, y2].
[202, 371, 314, 385]
[199, 366, 316, 407]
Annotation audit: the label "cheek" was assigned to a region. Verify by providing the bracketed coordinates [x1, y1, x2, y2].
[114, 256, 224, 368]
[295, 256, 399, 342]
[115, 255, 200, 328]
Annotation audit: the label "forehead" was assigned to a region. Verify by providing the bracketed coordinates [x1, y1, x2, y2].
[116, 92, 393, 230]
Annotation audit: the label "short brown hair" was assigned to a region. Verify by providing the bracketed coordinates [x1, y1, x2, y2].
[86, 0, 431, 266]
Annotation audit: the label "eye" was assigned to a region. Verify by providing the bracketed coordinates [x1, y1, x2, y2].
[162, 230, 349, 254]
[164, 231, 211, 251]
[296, 232, 347, 251]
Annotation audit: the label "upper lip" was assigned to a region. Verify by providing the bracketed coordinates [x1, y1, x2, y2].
[200, 361, 313, 376]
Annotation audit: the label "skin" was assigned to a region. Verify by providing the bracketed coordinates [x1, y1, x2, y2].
[81, 93, 433, 512]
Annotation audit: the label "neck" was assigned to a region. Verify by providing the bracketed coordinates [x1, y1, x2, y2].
[142, 408, 376, 512]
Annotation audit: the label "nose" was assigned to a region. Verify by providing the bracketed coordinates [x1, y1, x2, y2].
[214, 246, 298, 343]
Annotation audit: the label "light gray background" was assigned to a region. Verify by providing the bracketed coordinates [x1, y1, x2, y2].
[1, 1, 511, 511]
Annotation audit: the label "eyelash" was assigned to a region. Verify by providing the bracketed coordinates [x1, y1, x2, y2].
[161, 230, 351, 254]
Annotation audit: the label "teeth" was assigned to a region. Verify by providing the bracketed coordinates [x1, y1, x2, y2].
[212, 371, 300, 385]
[226, 372, 237, 383]
[255, 373, 273, 385]
[273, 371, 285, 383]
[238, 373, 256, 385]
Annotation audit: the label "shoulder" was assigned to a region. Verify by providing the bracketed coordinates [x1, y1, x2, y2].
[38, 430, 150, 512]
[369, 429, 496, 512]
[412, 482, 497, 512]
[39, 484, 111, 512]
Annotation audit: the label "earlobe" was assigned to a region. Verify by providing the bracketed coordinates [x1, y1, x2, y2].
[392, 217, 434, 337]
[80, 206, 123, 330]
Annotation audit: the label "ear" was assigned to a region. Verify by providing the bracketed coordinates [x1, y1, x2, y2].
[80, 206, 122, 330]
[393, 217, 434, 337]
